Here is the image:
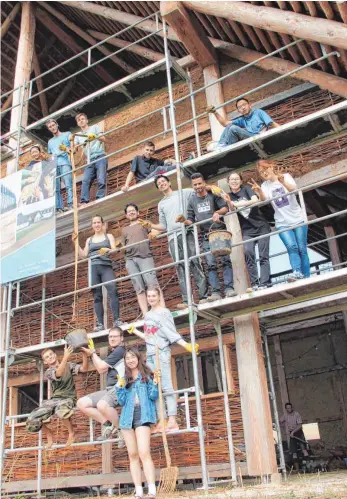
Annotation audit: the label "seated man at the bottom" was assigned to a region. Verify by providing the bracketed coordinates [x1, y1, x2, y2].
[26, 345, 89, 448]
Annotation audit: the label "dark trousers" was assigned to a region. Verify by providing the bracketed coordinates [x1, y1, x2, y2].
[91, 264, 119, 324]
[289, 429, 306, 456]
[202, 237, 233, 293]
[81, 155, 108, 203]
[243, 230, 271, 286]
[168, 232, 208, 303]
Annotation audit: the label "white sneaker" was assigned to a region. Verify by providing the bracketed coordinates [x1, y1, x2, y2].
[287, 271, 304, 283]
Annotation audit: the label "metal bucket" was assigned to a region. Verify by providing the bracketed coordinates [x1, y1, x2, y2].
[65, 328, 88, 351]
[208, 224, 232, 256]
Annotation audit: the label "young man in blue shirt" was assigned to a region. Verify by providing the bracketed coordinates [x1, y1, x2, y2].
[46, 119, 73, 214]
[207, 97, 280, 151]
[74, 113, 107, 205]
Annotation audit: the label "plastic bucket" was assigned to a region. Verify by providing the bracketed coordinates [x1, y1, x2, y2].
[208, 224, 232, 256]
[65, 328, 88, 351]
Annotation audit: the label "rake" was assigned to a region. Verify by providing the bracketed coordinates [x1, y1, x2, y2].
[155, 345, 179, 495]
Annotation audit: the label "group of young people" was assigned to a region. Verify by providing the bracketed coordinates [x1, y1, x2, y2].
[23, 97, 310, 497]
[26, 285, 197, 499]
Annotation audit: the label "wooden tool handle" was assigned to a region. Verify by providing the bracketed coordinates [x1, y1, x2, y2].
[155, 344, 172, 468]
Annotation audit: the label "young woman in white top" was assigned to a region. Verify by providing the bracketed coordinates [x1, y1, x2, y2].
[249, 160, 310, 281]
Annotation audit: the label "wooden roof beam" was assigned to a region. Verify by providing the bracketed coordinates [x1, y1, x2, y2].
[160, 1, 218, 68]
[182, 1, 347, 50]
[40, 2, 135, 75]
[59, 1, 347, 97]
[35, 8, 124, 91]
[1, 2, 21, 40]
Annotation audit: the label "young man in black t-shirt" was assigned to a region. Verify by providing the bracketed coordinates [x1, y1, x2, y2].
[178, 173, 236, 301]
[77, 327, 125, 442]
[222, 172, 271, 290]
[121, 141, 176, 191]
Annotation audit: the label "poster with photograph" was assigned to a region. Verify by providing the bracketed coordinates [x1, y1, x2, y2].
[0, 158, 56, 283]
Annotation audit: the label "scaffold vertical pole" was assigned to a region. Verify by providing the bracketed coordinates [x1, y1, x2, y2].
[163, 19, 209, 490]
[263, 333, 287, 480]
[214, 322, 237, 484]
[15, 82, 26, 171]
[0, 282, 13, 488]
[187, 70, 202, 157]
[37, 275, 46, 496]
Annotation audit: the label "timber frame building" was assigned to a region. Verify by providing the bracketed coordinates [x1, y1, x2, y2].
[1, 1, 347, 495]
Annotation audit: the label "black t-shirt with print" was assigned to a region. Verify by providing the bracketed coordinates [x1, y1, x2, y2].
[229, 185, 270, 237]
[187, 191, 227, 234]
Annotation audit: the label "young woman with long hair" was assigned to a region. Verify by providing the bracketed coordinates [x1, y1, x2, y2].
[249, 160, 310, 281]
[221, 171, 272, 291]
[116, 347, 159, 499]
[74, 214, 122, 330]
[128, 286, 198, 433]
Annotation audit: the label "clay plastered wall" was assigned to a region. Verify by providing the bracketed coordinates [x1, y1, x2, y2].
[271, 322, 347, 448]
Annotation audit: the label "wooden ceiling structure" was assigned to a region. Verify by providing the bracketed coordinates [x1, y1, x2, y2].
[1, 1, 347, 133]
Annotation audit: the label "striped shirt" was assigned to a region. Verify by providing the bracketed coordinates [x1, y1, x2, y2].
[280, 410, 302, 431]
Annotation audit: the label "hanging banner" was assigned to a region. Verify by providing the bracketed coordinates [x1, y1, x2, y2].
[0, 159, 56, 284]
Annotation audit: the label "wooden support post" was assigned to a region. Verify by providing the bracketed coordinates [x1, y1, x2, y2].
[273, 335, 289, 413]
[99, 347, 113, 477]
[203, 64, 226, 141]
[161, 1, 217, 67]
[224, 211, 277, 475]
[32, 49, 48, 117]
[223, 345, 235, 394]
[1, 2, 21, 40]
[7, 2, 36, 175]
[324, 225, 347, 333]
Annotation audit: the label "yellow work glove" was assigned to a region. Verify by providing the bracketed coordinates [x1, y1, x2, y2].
[153, 369, 161, 385]
[185, 343, 199, 354]
[98, 247, 110, 256]
[206, 105, 216, 114]
[127, 325, 135, 334]
[138, 219, 152, 230]
[211, 185, 223, 197]
[88, 338, 95, 350]
[117, 375, 125, 388]
[87, 133, 96, 141]
[59, 144, 68, 152]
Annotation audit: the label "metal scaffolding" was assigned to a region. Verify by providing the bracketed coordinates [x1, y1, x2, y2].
[1, 11, 347, 496]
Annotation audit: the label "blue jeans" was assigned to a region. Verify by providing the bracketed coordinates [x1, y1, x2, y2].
[202, 238, 234, 293]
[147, 350, 177, 418]
[278, 224, 310, 277]
[81, 155, 108, 203]
[218, 124, 252, 147]
[56, 163, 73, 210]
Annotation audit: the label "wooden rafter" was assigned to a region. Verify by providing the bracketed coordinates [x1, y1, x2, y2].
[161, 1, 217, 68]
[32, 49, 48, 117]
[1, 2, 20, 40]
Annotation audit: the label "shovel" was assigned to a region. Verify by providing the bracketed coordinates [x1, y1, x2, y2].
[155, 345, 179, 495]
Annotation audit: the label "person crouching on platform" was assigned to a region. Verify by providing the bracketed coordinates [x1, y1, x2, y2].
[128, 286, 198, 433]
[73, 214, 122, 331]
[250, 160, 310, 282]
[74, 113, 107, 206]
[77, 327, 125, 443]
[206, 97, 280, 152]
[116, 347, 159, 499]
[121, 141, 177, 192]
[221, 172, 272, 292]
[26, 345, 89, 448]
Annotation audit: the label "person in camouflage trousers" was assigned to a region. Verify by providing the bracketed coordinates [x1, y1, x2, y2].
[26, 345, 89, 448]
